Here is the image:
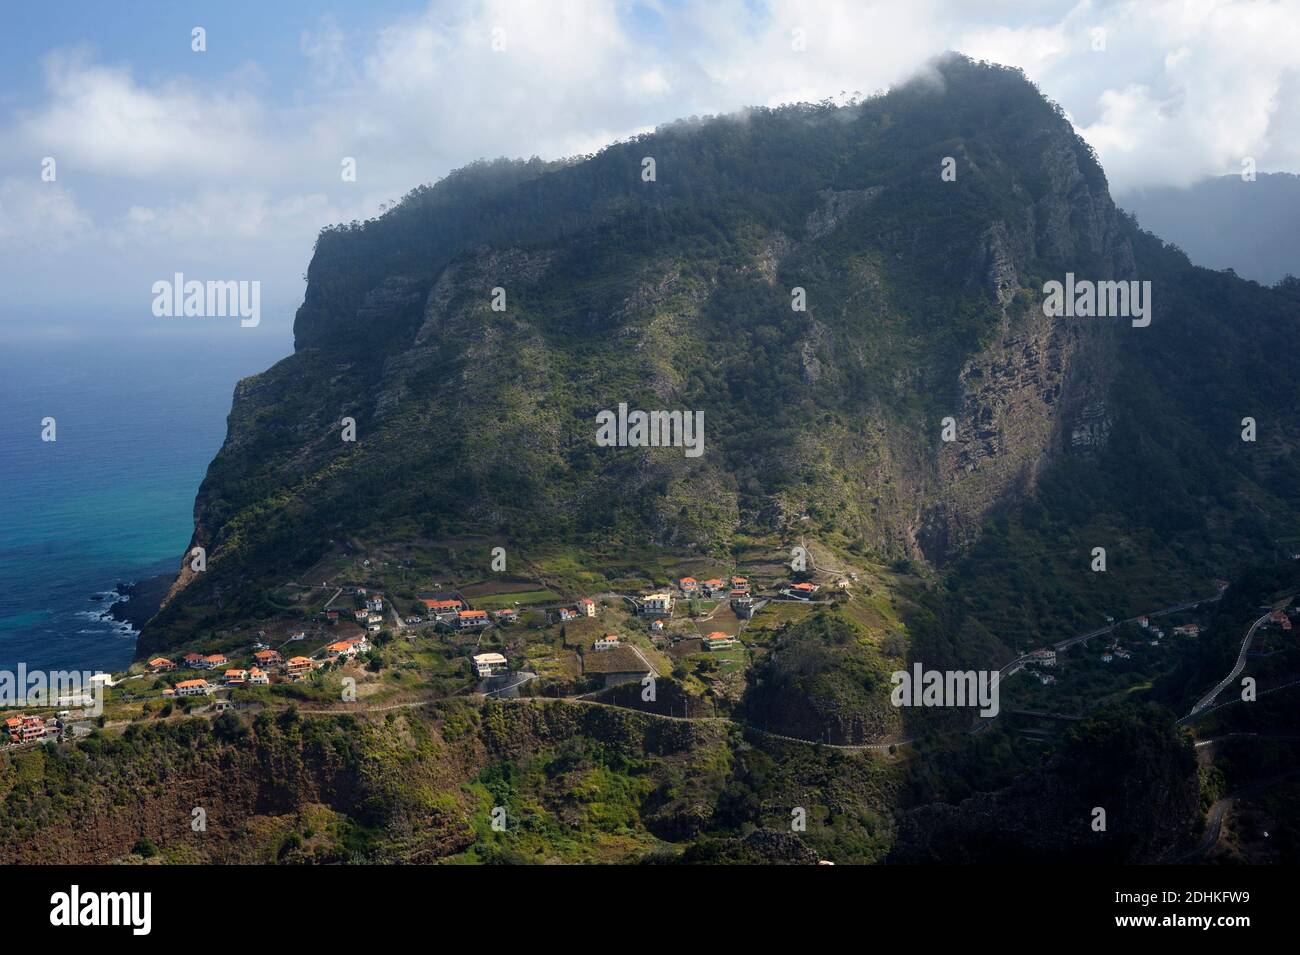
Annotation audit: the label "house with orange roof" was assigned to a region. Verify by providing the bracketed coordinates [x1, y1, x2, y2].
[5, 715, 24, 741]
[577, 597, 597, 617]
[181, 652, 204, 667]
[701, 578, 725, 596]
[494, 607, 519, 624]
[248, 667, 270, 685]
[147, 657, 176, 672]
[253, 649, 282, 667]
[702, 632, 737, 650]
[286, 656, 313, 680]
[679, 577, 699, 595]
[422, 598, 462, 617]
[223, 669, 249, 686]
[456, 609, 491, 630]
[593, 633, 621, 651]
[174, 679, 214, 697]
[782, 582, 820, 600]
[198, 653, 227, 670]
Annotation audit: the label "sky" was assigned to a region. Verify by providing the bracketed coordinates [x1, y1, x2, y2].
[1, 0, 1298, 347]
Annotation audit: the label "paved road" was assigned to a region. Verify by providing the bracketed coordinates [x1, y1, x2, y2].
[992, 593, 1222, 690]
[1179, 611, 1272, 723]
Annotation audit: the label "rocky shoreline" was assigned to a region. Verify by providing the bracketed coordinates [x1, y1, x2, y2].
[105, 572, 173, 633]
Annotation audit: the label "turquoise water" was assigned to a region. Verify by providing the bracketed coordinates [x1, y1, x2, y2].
[0, 335, 289, 671]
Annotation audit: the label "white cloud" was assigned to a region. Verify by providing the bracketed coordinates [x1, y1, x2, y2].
[0, 176, 92, 247]
[16, 49, 272, 182]
[2, 0, 1299, 331]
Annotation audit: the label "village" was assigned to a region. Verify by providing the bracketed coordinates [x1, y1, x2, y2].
[4, 536, 1265, 748]
[2, 544, 858, 738]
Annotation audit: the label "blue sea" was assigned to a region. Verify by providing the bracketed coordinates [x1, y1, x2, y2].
[0, 334, 289, 672]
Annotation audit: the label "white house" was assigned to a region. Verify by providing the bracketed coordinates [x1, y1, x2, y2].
[642, 593, 674, 616]
[593, 634, 621, 651]
[473, 652, 508, 678]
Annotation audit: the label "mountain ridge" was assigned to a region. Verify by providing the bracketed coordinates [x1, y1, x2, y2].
[141, 54, 1300, 665]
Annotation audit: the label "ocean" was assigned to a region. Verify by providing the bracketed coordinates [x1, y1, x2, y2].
[0, 334, 289, 673]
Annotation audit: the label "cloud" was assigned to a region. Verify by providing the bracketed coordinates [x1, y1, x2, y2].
[2, 0, 1299, 333]
[0, 176, 92, 247]
[16, 49, 273, 182]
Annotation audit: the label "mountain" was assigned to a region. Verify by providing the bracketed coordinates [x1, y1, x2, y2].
[24, 52, 1293, 865]
[142, 53, 1300, 663]
[1118, 173, 1300, 285]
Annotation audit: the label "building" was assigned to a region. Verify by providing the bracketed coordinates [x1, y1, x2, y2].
[456, 609, 491, 630]
[1137, 616, 1150, 629]
[19, 715, 47, 742]
[650, 619, 664, 632]
[641, 593, 674, 616]
[556, 607, 578, 622]
[1026, 649, 1057, 667]
[783, 582, 819, 600]
[174, 679, 214, 697]
[199, 654, 227, 670]
[582, 646, 653, 688]
[1101, 653, 1114, 663]
[346, 636, 370, 653]
[253, 649, 282, 667]
[424, 599, 461, 619]
[473, 652, 508, 678]
[286, 656, 313, 681]
[701, 578, 724, 597]
[248, 668, 270, 685]
[732, 594, 755, 619]
[223, 669, 249, 686]
[679, 577, 699, 595]
[182, 653, 204, 668]
[494, 608, 519, 624]
[702, 632, 737, 650]
[365, 595, 384, 612]
[1172, 624, 1201, 637]
[730, 576, 750, 595]
[326, 640, 358, 658]
[577, 597, 597, 617]
[1270, 611, 1292, 631]
[147, 657, 176, 673]
[593, 633, 621, 651]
